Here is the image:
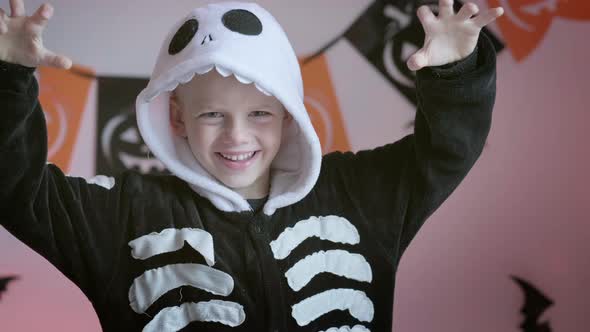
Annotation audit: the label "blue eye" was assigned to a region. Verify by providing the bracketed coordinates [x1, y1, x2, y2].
[199, 112, 223, 118]
[250, 111, 271, 117]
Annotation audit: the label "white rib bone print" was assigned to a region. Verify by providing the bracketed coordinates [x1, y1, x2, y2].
[143, 300, 246, 330]
[129, 228, 215, 266]
[270, 215, 374, 330]
[127, 227, 245, 331]
[270, 215, 360, 260]
[285, 250, 372, 292]
[319, 325, 370, 332]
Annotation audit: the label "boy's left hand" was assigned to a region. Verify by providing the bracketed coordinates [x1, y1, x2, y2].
[407, 0, 504, 71]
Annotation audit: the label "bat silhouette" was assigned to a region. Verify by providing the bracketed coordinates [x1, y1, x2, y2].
[0, 275, 20, 301]
[511, 275, 553, 332]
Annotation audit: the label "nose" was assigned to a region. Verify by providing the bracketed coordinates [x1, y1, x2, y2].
[221, 118, 250, 145]
[201, 33, 214, 45]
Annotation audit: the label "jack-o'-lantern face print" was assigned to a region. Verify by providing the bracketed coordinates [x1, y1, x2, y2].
[101, 109, 167, 174]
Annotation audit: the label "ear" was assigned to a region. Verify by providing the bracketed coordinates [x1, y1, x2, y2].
[169, 90, 188, 138]
[282, 107, 292, 127]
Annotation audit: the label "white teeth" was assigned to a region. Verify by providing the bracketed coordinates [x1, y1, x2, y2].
[196, 65, 215, 75]
[178, 72, 195, 84]
[162, 81, 177, 92]
[149, 66, 274, 103]
[220, 152, 255, 161]
[234, 74, 252, 84]
[254, 83, 272, 96]
[215, 65, 233, 77]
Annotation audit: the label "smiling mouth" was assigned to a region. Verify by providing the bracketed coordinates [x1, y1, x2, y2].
[217, 151, 258, 161]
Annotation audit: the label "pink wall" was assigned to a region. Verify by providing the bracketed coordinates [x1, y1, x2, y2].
[395, 19, 590, 330]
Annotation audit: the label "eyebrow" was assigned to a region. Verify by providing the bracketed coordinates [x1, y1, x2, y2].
[192, 103, 278, 112]
[248, 104, 277, 110]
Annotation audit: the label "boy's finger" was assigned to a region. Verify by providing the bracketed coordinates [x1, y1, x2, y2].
[9, 0, 25, 17]
[438, 0, 454, 18]
[456, 2, 479, 21]
[472, 7, 504, 28]
[41, 49, 72, 69]
[30, 3, 53, 26]
[416, 5, 436, 27]
[407, 51, 428, 71]
[0, 8, 8, 21]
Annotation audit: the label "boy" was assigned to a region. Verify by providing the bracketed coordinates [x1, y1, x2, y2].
[0, 0, 503, 331]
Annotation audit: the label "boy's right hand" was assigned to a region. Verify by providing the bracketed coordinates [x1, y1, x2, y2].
[0, 0, 71, 69]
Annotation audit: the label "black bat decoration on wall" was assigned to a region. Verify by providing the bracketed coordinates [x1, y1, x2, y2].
[511, 275, 553, 332]
[0, 275, 19, 301]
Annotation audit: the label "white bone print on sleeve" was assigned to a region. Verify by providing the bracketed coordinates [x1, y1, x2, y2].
[84, 175, 116, 190]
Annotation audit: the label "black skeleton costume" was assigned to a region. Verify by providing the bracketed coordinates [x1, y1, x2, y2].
[0, 2, 496, 331]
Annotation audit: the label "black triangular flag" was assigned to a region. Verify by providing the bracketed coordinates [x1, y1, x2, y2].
[343, 0, 505, 105]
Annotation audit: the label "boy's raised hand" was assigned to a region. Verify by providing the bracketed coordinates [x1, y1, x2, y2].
[407, 0, 504, 71]
[0, 0, 71, 69]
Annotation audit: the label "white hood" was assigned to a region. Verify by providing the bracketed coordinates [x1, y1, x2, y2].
[135, 2, 322, 215]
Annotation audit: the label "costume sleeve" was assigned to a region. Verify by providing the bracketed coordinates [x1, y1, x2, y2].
[0, 60, 128, 302]
[321, 31, 496, 262]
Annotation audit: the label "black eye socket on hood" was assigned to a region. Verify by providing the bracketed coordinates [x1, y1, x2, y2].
[222, 9, 262, 36]
[168, 18, 199, 55]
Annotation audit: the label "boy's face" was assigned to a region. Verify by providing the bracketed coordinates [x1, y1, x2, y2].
[169, 70, 289, 199]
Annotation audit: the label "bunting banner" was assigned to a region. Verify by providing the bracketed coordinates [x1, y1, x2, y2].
[96, 77, 168, 175]
[342, 0, 505, 104]
[38, 65, 95, 172]
[489, 0, 590, 61]
[300, 54, 351, 153]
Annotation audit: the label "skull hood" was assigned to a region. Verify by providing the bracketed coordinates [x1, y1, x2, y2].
[135, 2, 322, 215]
